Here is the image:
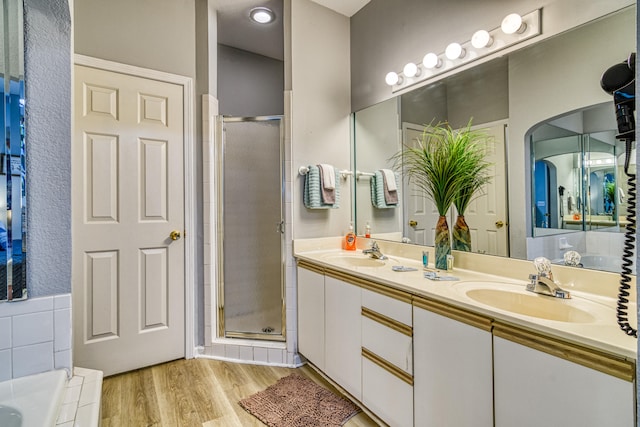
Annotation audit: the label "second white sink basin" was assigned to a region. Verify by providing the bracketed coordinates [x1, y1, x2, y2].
[452, 281, 611, 324]
[465, 288, 596, 323]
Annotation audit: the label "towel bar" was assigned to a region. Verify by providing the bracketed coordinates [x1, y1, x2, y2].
[356, 170, 375, 180]
[298, 166, 353, 179]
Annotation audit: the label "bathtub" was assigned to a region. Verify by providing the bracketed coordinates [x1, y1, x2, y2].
[0, 370, 67, 427]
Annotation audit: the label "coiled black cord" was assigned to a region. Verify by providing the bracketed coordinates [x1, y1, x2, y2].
[617, 141, 637, 338]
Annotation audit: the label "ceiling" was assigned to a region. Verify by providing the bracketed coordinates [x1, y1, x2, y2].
[214, 0, 370, 61]
[310, 0, 370, 17]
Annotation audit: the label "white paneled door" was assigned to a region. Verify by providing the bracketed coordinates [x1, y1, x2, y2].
[464, 122, 509, 257]
[403, 122, 437, 246]
[72, 64, 185, 376]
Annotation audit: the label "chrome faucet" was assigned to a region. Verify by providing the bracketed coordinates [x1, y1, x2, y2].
[527, 274, 571, 299]
[363, 241, 387, 260]
[527, 257, 571, 299]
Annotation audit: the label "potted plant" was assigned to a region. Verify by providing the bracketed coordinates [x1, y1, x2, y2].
[394, 121, 490, 267]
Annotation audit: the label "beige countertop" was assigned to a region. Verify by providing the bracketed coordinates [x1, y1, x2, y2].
[294, 237, 637, 361]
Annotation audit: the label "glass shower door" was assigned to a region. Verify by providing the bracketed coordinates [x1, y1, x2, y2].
[218, 116, 284, 341]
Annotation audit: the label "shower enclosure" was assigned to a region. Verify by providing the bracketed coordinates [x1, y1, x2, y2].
[216, 116, 285, 341]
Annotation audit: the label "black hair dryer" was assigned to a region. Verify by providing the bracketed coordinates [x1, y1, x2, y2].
[601, 53, 636, 144]
[601, 53, 637, 338]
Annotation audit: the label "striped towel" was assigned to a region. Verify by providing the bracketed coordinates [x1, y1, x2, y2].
[370, 170, 399, 209]
[304, 165, 341, 209]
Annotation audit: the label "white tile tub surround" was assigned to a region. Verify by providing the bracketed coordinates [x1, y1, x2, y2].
[0, 294, 72, 381]
[199, 92, 302, 367]
[0, 369, 67, 427]
[56, 367, 103, 427]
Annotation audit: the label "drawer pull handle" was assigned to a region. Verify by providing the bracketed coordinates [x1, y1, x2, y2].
[362, 347, 414, 386]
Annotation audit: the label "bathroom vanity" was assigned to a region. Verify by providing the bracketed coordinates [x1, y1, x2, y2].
[295, 238, 636, 427]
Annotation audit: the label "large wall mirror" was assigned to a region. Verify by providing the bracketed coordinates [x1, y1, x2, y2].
[352, 6, 635, 275]
[0, 0, 27, 301]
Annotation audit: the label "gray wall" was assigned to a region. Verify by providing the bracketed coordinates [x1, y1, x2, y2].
[24, 0, 72, 297]
[351, 0, 635, 112]
[74, 0, 196, 79]
[400, 57, 508, 129]
[217, 44, 284, 116]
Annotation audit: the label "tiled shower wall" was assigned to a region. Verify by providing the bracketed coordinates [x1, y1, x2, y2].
[0, 294, 72, 381]
[199, 93, 301, 367]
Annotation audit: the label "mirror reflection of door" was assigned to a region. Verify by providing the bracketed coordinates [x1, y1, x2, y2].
[402, 122, 436, 246]
[463, 122, 509, 257]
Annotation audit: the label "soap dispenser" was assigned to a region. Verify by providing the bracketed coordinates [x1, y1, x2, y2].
[365, 221, 371, 238]
[345, 222, 357, 251]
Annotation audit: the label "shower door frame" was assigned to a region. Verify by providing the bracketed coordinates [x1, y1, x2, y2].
[215, 115, 286, 342]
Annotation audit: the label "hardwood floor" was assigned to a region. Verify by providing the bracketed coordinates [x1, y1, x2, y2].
[101, 358, 380, 426]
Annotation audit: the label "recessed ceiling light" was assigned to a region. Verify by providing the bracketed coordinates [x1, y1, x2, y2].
[250, 7, 275, 24]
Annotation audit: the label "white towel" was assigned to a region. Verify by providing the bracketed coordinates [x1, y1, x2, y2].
[381, 169, 397, 191]
[319, 164, 335, 190]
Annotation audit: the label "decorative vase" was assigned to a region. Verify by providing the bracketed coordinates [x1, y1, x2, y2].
[452, 215, 471, 252]
[435, 215, 451, 269]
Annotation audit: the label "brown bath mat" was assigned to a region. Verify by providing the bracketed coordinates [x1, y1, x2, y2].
[238, 373, 360, 426]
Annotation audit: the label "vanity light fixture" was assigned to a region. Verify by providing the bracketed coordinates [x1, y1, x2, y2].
[250, 7, 275, 24]
[471, 30, 493, 49]
[422, 53, 442, 69]
[385, 71, 402, 86]
[501, 13, 526, 34]
[445, 42, 465, 60]
[385, 9, 540, 91]
[403, 62, 420, 78]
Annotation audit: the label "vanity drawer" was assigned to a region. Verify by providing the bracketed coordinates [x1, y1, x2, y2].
[362, 350, 413, 427]
[361, 287, 412, 326]
[362, 310, 413, 374]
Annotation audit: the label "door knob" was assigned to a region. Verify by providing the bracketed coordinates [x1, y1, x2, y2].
[409, 220, 418, 227]
[495, 220, 505, 229]
[169, 230, 181, 240]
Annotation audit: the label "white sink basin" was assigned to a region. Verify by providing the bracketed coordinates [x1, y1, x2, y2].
[452, 281, 611, 324]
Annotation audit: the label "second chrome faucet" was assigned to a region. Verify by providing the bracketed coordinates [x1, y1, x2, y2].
[527, 257, 571, 299]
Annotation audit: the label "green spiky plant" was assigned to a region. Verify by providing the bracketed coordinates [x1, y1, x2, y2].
[392, 120, 491, 267]
[604, 181, 616, 216]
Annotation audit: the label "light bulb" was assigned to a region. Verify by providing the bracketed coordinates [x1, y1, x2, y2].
[471, 30, 493, 49]
[403, 62, 419, 78]
[385, 71, 400, 86]
[445, 42, 465, 60]
[501, 13, 526, 34]
[250, 7, 275, 24]
[422, 53, 441, 69]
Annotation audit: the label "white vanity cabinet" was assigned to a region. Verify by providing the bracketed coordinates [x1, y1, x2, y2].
[493, 324, 635, 427]
[324, 272, 362, 401]
[361, 287, 414, 427]
[297, 263, 325, 370]
[413, 296, 494, 427]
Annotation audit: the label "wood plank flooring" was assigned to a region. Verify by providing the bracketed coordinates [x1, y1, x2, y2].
[101, 358, 379, 426]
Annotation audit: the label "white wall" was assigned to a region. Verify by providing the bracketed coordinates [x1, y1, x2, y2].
[290, 0, 351, 239]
